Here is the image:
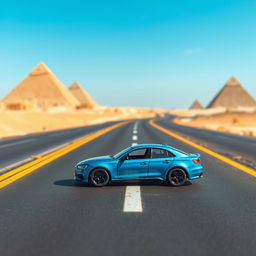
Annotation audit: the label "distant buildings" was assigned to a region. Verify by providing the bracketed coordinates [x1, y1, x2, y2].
[189, 76, 256, 110]
[207, 76, 256, 108]
[189, 100, 203, 110]
[1, 63, 97, 110]
[2, 65, 256, 111]
[69, 81, 97, 109]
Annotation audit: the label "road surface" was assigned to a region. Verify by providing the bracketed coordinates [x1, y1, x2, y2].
[0, 119, 255, 256]
[0, 121, 119, 170]
[159, 115, 256, 164]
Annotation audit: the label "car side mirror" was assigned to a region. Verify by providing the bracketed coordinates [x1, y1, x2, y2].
[121, 155, 128, 161]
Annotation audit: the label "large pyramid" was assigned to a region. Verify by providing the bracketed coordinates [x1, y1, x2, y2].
[2, 63, 80, 110]
[207, 76, 256, 108]
[69, 81, 97, 109]
[189, 100, 203, 110]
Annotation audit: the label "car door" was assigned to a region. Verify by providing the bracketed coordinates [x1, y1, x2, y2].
[117, 148, 150, 179]
[148, 148, 175, 178]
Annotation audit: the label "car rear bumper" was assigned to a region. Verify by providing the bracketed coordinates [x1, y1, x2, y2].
[188, 166, 204, 180]
[189, 173, 203, 180]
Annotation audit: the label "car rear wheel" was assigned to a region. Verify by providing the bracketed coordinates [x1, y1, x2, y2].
[90, 168, 110, 187]
[168, 168, 187, 186]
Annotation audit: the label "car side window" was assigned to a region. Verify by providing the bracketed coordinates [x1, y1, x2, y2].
[151, 148, 174, 158]
[127, 148, 150, 160]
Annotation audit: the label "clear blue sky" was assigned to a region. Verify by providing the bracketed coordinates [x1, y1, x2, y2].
[0, 0, 256, 108]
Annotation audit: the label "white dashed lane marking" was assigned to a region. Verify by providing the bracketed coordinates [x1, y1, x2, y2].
[132, 135, 138, 141]
[133, 122, 138, 130]
[123, 186, 143, 212]
[131, 121, 138, 146]
[123, 121, 142, 213]
[0, 139, 35, 149]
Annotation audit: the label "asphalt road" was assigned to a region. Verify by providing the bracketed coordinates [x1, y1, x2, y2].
[0, 119, 255, 256]
[0, 121, 119, 169]
[158, 115, 256, 164]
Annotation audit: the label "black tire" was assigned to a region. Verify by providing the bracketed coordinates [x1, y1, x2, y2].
[167, 168, 187, 187]
[89, 168, 110, 187]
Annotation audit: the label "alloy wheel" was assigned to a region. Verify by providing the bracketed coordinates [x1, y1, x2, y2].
[169, 168, 187, 186]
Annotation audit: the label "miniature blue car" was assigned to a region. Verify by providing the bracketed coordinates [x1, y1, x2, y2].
[74, 144, 203, 187]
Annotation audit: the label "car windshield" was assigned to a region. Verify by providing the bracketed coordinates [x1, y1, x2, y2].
[113, 147, 132, 159]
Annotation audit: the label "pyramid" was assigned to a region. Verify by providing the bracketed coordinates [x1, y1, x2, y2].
[2, 63, 80, 110]
[68, 81, 97, 109]
[207, 76, 256, 108]
[189, 100, 203, 110]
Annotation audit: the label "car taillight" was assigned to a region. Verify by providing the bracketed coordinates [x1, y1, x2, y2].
[192, 159, 201, 164]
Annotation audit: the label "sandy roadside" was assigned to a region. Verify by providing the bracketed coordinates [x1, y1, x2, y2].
[0, 107, 161, 139]
[174, 111, 256, 137]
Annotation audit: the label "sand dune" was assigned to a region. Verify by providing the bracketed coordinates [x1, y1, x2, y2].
[0, 107, 163, 138]
[175, 111, 256, 137]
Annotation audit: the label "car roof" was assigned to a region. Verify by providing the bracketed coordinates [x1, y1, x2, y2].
[130, 144, 189, 156]
[131, 144, 172, 150]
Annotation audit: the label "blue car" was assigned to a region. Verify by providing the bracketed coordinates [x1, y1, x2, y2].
[74, 144, 203, 187]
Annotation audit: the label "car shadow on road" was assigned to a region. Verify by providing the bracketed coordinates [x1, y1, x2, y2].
[54, 179, 192, 187]
[54, 179, 90, 187]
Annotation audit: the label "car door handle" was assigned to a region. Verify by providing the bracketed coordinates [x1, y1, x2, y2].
[140, 162, 147, 165]
[163, 160, 170, 164]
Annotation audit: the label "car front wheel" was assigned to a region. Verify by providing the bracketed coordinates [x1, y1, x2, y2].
[168, 168, 187, 186]
[90, 168, 110, 187]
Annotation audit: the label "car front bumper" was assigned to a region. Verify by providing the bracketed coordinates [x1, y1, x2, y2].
[74, 167, 90, 182]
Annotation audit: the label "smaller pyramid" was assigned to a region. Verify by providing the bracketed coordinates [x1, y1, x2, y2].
[189, 100, 203, 110]
[207, 76, 256, 108]
[69, 82, 97, 109]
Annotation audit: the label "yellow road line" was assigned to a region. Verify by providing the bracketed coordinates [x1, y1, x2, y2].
[0, 121, 129, 189]
[149, 120, 256, 177]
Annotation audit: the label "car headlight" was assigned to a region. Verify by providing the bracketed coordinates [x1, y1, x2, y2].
[76, 164, 89, 170]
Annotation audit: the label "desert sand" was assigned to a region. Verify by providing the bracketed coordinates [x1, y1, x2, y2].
[175, 111, 256, 137]
[0, 107, 163, 138]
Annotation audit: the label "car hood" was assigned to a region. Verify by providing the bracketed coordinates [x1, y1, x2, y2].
[78, 155, 114, 165]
